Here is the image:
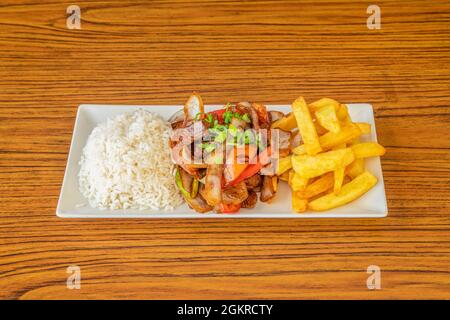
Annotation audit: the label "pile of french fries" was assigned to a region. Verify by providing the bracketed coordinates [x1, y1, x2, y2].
[274, 97, 385, 212]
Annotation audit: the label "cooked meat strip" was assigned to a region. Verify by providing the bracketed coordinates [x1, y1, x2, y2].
[236, 101, 251, 108]
[237, 102, 259, 129]
[223, 163, 242, 185]
[181, 121, 207, 143]
[199, 182, 207, 198]
[260, 162, 275, 176]
[241, 190, 257, 208]
[251, 103, 269, 128]
[170, 144, 200, 177]
[278, 129, 292, 158]
[269, 111, 284, 123]
[170, 121, 208, 176]
[179, 163, 200, 177]
[260, 175, 276, 202]
[184, 93, 204, 124]
[231, 117, 248, 129]
[244, 174, 261, 190]
[270, 128, 291, 158]
[186, 192, 213, 213]
[171, 120, 184, 130]
[203, 164, 223, 206]
[222, 181, 248, 205]
[290, 130, 302, 150]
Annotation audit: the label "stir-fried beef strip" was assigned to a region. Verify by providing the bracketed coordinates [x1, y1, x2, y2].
[222, 181, 249, 205]
[186, 191, 213, 213]
[271, 128, 291, 158]
[171, 120, 184, 130]
[183, 93, 203, 124]
[244, 174, 261, 191]
[176, 121, 208, 144]
[290, 130, 302, 150]
[269, 111, 284, 123]
[237, 102, 260, 129]
[230, 117, 248, 129]
[203, 164, 223, 206]
[260, 175, 276, 203]
[241, 190, 257, 208]
[251, 103, 270, 129]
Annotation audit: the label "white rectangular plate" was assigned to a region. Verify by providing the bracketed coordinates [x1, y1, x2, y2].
[57, 104, 387, 218]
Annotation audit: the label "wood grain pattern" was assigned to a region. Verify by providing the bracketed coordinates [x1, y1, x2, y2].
[0, 0, 449, 299]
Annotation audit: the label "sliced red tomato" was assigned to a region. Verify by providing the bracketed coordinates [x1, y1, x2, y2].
[227, 163, 261, 188]
[207, 108, 226, 123]
[218, 203, 241, 213]
[224, 162, 248, 184]
[223, 145, 256, 184]
[225, 147, 271, 188]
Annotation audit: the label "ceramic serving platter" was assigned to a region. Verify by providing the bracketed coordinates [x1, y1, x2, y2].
[57, 104, 387, 218]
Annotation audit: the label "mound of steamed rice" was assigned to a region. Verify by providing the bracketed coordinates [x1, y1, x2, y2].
[78, 109, 183, 211]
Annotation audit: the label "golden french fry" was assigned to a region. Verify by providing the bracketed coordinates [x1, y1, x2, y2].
[292, 192, 308, 213]
[333, 166, 345, 194]
[336, 104, 349, 121]
[346, 158, 365, 179]
[308, 171, 378, 211]
[293, 124, 362, 155]
[290, 172, 309, 192]
[355, 122, 371, 135]
[292, 148, 355, 179]
[271, 112, 297, 131]
[351, 142, 386, 158]
[279, 170, 290, 182]
[276, 156, 292, 175]
[297, 172, 334, 199]
[315, 104, 341, 133]
[292, 145, 306, 155]
[288, 169, 295, 185]
[332, 143, 348, 194]
[345, 138, 366, 178]
[292, 96, 322, 155]
[314, 120, 328, 135]
[309, 98, 340, 112]
[332, 143, 346, 150]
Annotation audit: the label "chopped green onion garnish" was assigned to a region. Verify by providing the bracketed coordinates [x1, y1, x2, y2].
[194, 112, 203, 121]
[203, 143, 215, 153]
[228, 124, 237, 136]
[214, 131, 227, 143]
[215, 124, 226, 131]
[223, 111, 233, 124]
[242, 113, 251, 123]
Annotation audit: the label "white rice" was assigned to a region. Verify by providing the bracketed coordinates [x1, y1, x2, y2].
[78, 109, 183, 211]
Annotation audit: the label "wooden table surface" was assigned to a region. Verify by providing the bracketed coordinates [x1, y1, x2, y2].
[0, 0, 449, 300]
